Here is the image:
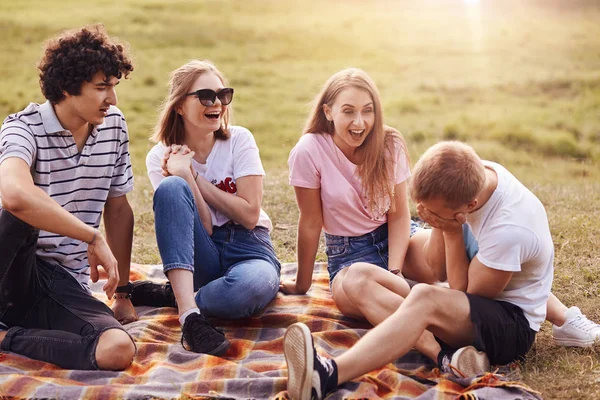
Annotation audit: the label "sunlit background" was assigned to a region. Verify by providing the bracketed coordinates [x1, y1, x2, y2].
[1, 1, 599, 397]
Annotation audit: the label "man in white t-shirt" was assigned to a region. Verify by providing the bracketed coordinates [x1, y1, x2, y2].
[282, 141, 555, 400]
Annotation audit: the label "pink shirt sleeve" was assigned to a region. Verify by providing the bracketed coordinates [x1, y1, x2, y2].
[288, 134, 321, 189]
[394, 139, 411, 185]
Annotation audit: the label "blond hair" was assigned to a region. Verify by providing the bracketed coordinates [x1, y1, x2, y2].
[151, 60, 232, 145]
[410, 141, 486, 208]
[303, 68, 407, 214]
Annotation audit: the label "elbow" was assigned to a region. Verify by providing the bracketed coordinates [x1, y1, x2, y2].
[241, 208, 261, 230]
[0, 183, 28, 213]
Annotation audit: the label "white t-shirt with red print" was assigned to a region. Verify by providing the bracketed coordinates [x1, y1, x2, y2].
[146, 125, 273, 231]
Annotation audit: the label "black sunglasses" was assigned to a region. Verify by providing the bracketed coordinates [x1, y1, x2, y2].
[186, 88, 234, 106]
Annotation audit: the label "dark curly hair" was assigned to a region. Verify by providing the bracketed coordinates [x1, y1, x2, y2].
[38, 24, 133, 104]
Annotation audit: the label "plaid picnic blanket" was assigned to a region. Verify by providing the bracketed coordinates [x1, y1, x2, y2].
[0, 262, 543, 399]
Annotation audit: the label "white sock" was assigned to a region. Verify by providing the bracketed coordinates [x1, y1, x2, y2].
[179, 308, 201, 325]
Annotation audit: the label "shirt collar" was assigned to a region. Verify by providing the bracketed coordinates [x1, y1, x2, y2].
[39, 100, 66, 134]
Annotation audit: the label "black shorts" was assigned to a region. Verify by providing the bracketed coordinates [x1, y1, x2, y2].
[439, 293, 537, 365]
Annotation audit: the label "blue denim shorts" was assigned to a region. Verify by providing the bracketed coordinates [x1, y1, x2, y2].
[324, 220, 420, 283]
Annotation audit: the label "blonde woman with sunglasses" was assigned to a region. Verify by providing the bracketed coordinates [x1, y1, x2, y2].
[132, 60, 281, 356]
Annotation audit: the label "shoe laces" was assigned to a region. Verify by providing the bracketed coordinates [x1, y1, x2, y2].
[567, 314, 600, 334]
[181, 315, 225, 351]
[440, 355, 466, 378]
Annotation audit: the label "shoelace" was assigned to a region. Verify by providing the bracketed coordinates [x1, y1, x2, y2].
[569, 315, 600, 333]
[181, 318, 225, 351]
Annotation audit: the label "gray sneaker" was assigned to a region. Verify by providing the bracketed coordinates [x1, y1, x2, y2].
[284, 322, 338, 400]
[441, 346, 490, 378]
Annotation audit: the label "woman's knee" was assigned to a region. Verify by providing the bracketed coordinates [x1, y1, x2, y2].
[95, 329, 135, 371]
[198, 272, 278, 318]
[154, 176, 189, 202]
[341, 262, 379, 294]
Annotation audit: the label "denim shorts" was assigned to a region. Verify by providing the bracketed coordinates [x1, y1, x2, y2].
[324, 220, 420, 283]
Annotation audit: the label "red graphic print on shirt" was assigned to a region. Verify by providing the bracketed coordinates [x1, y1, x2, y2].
[215, 177, 237, 193]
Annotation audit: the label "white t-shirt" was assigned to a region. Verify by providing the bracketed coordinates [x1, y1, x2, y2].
[146, 125, 273, 231]
[466, 161, 554, 331]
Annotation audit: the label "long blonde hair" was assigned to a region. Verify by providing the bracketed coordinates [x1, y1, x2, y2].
[151, 60, 232, 146]
[303, 68, 407, 214]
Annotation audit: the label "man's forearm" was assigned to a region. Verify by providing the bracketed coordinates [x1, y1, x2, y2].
[443, 231, 470, 291]
[4, 181, 95, 242]
[104, 199, 134, 286]
[423, 228, 447, 281]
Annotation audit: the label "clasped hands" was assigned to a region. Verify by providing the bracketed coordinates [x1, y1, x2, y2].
[161, 144, 197, 179]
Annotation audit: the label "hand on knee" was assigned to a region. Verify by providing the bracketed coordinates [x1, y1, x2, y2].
[95, 329, 135, 371]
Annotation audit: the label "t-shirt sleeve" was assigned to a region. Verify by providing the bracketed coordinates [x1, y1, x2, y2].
[108, 118, 134, 197]
[393, 138, 411, 185]
[0, 118, 36, 167]
[231, 127, 265, 179]
[288, 135, 320, 189]
[146, 144, 166, 191]
[475, 225, 538, 272]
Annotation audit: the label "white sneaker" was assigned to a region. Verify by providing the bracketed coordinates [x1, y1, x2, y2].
[552, 306, 600, 347]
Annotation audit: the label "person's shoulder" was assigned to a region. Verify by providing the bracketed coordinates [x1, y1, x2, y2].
[228, 125, 253, 138]
[146, 142, 166, 161]
[2, 103, 42, 128]
[294, 132, 329, 151]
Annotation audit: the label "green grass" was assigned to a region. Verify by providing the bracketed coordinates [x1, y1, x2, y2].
[1, 0, 600, 398]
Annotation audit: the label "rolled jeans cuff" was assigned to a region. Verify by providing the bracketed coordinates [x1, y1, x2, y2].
[163, 262, 194, 275]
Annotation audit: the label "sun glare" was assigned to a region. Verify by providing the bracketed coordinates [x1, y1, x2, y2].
[463, 0, 480, 4]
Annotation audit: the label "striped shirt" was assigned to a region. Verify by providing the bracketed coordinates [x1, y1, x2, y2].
[0, 101, 134, 291]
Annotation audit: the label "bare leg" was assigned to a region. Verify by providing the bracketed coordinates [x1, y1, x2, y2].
[403, 230, 437, 284]
[167, 269, 198, 318]
[332, 263, 410, 324]
[546, 292, 569, 326]
[332, 264, 442, 363]
[95, 329, 136, 370]
[335, 284, 474, 384]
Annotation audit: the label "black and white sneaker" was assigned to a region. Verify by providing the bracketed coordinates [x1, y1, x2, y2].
[440, 346, 490, 378]
[284, 322, 338, 400]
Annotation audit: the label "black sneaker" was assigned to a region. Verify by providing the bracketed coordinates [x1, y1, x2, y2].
[181, 312, 230, 356]
[284, 322, 338, 400]
[131, 280, 177, 307]
[439, 346, 490, 378]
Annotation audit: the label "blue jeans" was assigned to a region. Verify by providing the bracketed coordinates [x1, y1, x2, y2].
[324, 220, 421, 283]
[0, 209, 129, 370]
[153, 176, 281, 319]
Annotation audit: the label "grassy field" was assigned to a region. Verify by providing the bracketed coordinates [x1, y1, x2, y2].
[1, 0, 599, 398]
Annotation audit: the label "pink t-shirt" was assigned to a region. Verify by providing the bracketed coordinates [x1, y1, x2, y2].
[288, 133, 410, 237]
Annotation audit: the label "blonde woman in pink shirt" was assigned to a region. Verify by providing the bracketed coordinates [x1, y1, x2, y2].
[279, 68, 434, 326]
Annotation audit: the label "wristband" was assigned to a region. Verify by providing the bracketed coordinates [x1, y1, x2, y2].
[114, 282, 133, 299]
[194, 170, 199, 181]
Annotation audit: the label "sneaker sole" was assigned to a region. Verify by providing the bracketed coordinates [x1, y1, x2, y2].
[284, 323, 313, 400]
[452, 346, 490, 378]
[207, 338, 231, 356]
[553, 336, 596, 347]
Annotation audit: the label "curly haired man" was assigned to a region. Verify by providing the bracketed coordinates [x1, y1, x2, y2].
[0, 25, 137, 370]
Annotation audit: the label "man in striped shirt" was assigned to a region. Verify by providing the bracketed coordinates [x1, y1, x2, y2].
[0, 25, 137, 370]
